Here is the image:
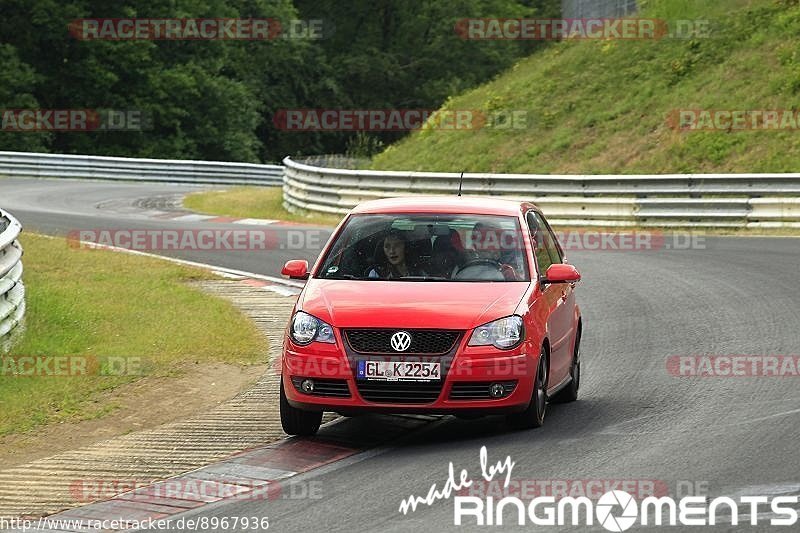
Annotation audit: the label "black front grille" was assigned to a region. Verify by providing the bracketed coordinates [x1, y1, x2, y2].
[357, 381, 442, 404]
[345, 329, 460, 355]
[291, 377, 351, 398]
[449, 381, 517, 400]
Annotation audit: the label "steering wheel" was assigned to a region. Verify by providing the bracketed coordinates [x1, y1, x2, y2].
[454, 259, 505, 281]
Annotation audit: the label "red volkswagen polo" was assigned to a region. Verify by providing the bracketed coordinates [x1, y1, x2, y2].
[279, 197, 582, 435]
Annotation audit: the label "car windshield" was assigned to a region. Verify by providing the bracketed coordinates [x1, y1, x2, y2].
[316, 214, 530, 282]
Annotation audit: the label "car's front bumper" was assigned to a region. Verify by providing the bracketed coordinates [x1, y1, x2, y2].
[281, 337, 538, 415]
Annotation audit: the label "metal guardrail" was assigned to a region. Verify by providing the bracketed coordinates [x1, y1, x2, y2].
[0, 151, 284, 186]
[0, 209, 24, 347]
[282, 157, 800, 229]
[3, 151, 798, 229]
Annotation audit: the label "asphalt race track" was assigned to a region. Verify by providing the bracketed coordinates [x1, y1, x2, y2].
[2, 177, 799, 532]
[0, 177, 330, 274]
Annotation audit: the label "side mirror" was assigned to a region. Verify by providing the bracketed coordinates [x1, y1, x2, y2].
[282, 260, 309, 280]
[543, 264, 581, 285]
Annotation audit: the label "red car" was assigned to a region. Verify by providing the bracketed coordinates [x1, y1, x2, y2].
[279, 197, 582, 436]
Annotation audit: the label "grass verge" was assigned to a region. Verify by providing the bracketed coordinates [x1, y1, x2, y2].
[0, 233, 268, 436]
[371, 0, 800, 174]
[183, 187, 343, 226]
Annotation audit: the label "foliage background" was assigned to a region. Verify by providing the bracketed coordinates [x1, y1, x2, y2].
[0, 0, 558, 162]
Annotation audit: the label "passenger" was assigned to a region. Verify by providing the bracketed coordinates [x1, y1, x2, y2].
[368, 230, 424, 278]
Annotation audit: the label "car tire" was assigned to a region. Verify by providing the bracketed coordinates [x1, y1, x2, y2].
[506, 348, 548, 430]
[551, 328, 580, 404]
[280, 379, 323, 436]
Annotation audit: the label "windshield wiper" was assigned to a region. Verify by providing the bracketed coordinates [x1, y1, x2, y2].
[326, 274, 380, 280]
[323, 275, 449, 282]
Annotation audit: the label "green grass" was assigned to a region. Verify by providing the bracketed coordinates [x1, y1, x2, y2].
[184, 187, 343, 226]
[372, 0, 800, 174]
[0, 234, 268, 435]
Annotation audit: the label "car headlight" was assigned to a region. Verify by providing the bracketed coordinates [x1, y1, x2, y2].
[468, 315, 524, 350]
[290, 311, 335, 345]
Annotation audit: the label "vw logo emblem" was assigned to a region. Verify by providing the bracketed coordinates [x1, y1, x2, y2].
[390, 331, 412, 352]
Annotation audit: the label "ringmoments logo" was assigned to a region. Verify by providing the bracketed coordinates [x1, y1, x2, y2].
[397, 447, 799, 530]
[452, 491, 799, 529]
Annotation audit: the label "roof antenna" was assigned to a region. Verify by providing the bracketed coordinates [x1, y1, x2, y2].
[458, 170, 465, 197]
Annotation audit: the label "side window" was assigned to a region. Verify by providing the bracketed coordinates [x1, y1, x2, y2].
[538, 213, 563, 266]
[527, 212, 553, 276]
[527, 211, 563, 277]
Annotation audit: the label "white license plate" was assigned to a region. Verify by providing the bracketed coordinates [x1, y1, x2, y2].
[357, 360, 441, 381]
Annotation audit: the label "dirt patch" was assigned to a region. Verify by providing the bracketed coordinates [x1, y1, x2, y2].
[0, 362, 265, 469]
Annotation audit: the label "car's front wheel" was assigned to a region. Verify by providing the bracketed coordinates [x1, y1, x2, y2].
[280, 379, 323, 436]
[506, 348, 548, 430]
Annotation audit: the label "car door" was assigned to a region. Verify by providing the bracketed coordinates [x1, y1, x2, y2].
[527, 211, 573, 388]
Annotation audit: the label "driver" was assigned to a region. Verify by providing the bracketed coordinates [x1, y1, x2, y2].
[469, 224, 521, 281]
